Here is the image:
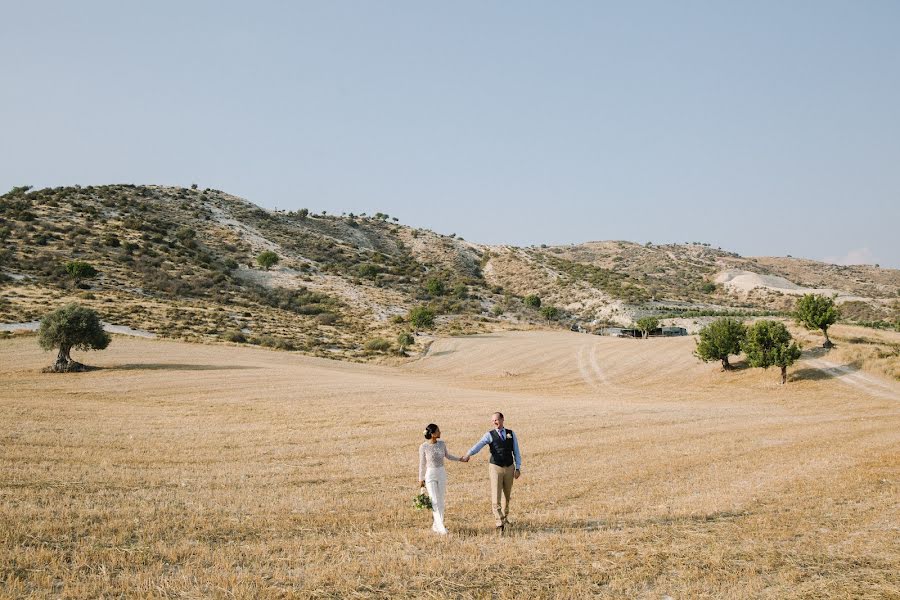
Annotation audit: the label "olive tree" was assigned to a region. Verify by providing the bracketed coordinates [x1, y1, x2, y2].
[794, 294, 840, 348]
[742, 320, 802, 384]
[694, 317, 746, 370]
[540, 305, 560, 324]
[38, 304, 111, 372]
[256, 251, 279, 271]
[635, 316, 660, 339]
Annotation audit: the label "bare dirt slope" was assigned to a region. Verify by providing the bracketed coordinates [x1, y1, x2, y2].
[1, 333, 899, 598]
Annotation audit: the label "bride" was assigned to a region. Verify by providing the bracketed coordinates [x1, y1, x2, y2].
[418, 423, 464, 535]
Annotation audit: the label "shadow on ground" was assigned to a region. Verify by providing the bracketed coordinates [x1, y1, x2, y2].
[111, 363, 262, 371]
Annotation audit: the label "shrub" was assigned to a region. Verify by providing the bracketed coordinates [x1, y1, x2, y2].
[426, 278, 446, 296]
[224, 330, 247, 343]
[397, 332, 415, 354]
[365, 337, 392, 352]
[316, 312, 337, 325]
[257, 251, 279, 271]
[65, 261, 98, 283]
[524, 294, 541, 308]
[407, 305, 436, 329]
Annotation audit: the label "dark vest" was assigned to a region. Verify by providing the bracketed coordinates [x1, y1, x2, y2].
[488, 429, 515, 467]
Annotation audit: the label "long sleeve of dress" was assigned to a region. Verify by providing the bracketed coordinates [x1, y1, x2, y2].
[444, 445, 460, 462]
[419, 443, 427, 482]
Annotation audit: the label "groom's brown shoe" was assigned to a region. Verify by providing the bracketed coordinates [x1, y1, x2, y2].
[496, 524, 504, 535]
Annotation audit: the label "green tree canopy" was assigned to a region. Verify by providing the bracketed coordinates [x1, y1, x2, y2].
[539, 305, 560, 324]
[635, 316, 660, 339]
[524, 294, 541, 309]
[694, 317, 747, 371]
[794, 294, 840, 348]
[694, 317, 746, 370]
[38, 304, 111, 372]
[65, 261, 98, 283]
[743, 320, 802, 384]
[407, 305, 436, 329]
[256, 251, 279, 271]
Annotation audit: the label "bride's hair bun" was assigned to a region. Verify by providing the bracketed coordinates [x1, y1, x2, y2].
[424, 423, 438, 439]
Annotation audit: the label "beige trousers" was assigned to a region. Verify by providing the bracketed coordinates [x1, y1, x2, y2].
[489, 464, 515, 526]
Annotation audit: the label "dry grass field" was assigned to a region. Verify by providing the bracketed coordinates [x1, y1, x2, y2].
[1, 330, 899, 599]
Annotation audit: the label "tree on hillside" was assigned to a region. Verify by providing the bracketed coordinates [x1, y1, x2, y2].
[524, 294, 541, 309]
[38, 304, 111, 372]
[635, 316, 660, 339]
[795, 294, 840, 348]
[397, 332, 415, 355]
[257, 251, 279, 271]
[407, 305, 435, 330]
[742, 320, 802, 385]
[694, 317, 746, 370]
[297, 208, 309, 219]
[540, 305, 560, 324]
[65, 261, 98, 285]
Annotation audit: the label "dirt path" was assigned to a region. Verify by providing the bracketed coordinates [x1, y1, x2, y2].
[804, 357, 900, 401]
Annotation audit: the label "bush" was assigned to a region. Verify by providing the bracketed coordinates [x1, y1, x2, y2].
[524, 294, 541, 308]
[224, 330, 247, 343]
[407, 305, 436, 329]
[316, 312, 337, 325]
[257, 251, 279, 271]
[426, 278, 446, 296]
[540, 305, 560, 323]
[365, 337, 392, 352]
[65, 261, 98, 283]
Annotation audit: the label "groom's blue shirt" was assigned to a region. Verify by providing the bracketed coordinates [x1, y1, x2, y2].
[467, 428, 521, 469]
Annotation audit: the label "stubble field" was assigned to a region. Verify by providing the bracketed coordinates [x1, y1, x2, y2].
[1, 330, 898, 599]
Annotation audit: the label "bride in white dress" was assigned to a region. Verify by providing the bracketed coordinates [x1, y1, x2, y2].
[418, 423, 463, 535]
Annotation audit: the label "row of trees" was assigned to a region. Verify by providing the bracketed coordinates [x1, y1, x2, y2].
[693, 294, 840, 384]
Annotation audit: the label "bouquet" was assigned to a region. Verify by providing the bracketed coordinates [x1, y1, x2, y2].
[413, 487, 433, 510]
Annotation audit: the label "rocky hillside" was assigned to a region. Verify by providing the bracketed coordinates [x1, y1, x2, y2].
[1, 185, 897, 359]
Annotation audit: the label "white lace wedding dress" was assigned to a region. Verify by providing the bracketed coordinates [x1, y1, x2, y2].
[419, 440, 460, 534]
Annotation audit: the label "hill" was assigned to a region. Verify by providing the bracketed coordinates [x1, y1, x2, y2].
[1, 184, 897, 358]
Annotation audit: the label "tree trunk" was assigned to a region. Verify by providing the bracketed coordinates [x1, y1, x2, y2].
[780, 365, 787, 385]
[47, 345, 86, 373]
[822, 328, 833, 348]
[721, 356, 732, 371]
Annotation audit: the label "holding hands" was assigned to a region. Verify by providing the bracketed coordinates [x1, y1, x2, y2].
[459, 455, 470, 463]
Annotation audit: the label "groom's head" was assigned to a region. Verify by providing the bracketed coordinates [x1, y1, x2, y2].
[492, 412, 504, 429]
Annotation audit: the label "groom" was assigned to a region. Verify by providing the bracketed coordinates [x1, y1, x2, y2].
[461, 412, 522, 533]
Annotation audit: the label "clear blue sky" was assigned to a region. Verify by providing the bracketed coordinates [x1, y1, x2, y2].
[2, 2, 899, 268]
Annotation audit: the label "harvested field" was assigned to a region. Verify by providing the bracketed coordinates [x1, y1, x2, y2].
[1, 331, 898, 598]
